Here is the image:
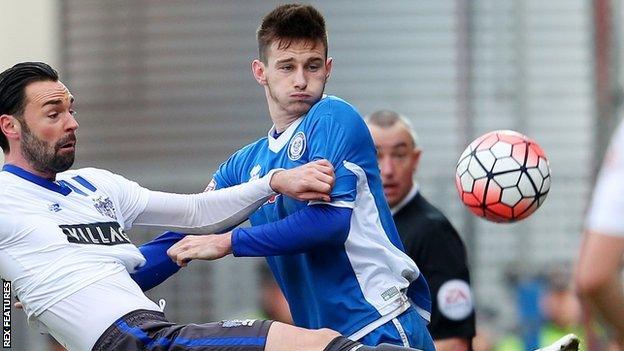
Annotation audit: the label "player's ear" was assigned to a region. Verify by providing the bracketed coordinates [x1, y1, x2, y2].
[251, 59, 267, 85]
[325, 57, 333, 80]
[0, 114, 21, 141]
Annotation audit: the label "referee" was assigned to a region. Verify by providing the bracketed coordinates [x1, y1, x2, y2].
[366, 110, 476, 351]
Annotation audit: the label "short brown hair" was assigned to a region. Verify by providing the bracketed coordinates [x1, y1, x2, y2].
[257, 4, 328, 62]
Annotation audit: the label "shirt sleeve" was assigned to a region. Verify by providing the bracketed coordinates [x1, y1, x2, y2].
[130, 231, 184, 291]
[585, 122, 624, 235]
[129, 154, 249, 289]
[305, 99, 372, 205]
[231, 204, 352, 256]
[133, 170, 278, 234]
[210, 143, 252, 190]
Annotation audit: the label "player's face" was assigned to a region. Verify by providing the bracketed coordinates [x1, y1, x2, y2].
[253, 40, 332, 121]
[369, 123, 421, 208]
[19, 80, 78, 175]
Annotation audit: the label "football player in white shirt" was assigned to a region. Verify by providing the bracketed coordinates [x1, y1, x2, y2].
[576, 121, 624, 349]
[0, 62, 419, 351]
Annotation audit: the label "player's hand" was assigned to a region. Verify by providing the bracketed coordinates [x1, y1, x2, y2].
[167, 233, 233, 266]
[14, 301, 23, 310]
[270, 159, 335, 202]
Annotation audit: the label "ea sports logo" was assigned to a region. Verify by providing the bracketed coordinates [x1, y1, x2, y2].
[437, 280, 473, 321]
[288, 132, 306, 161]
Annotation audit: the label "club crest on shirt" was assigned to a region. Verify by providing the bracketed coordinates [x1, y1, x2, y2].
[92, 195, 117, 220]
[288, 132, 306, 161]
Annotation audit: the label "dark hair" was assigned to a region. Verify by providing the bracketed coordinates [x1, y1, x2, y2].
[257, 4, 328, 62]
[0, 62, 59, 152]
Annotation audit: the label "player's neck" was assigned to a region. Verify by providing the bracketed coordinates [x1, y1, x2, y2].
[269, 109, 303, 133]
[3, 153, 56, 180]
[273, 119, 299, 133]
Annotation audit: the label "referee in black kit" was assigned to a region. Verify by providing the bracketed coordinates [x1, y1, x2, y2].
[366, 110, 476, 351]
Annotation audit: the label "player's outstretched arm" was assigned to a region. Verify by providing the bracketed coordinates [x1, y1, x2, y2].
[133, 160, 334, 234]
[167, 232, 233, 266]
[167, 204, 352, 265]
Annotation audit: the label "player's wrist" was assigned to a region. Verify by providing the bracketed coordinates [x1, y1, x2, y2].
[221, 232, 233, 256]
[267, 168, 286, 194]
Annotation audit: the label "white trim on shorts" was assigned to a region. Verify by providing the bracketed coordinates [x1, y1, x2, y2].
[347, 299, 410, 341]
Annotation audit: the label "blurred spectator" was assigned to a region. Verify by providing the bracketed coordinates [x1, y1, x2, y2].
[495, 269, 584, 351]
[539, 270, 584, 348]
[473, 307, 499, 351]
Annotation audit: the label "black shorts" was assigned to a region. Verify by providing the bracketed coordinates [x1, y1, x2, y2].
[92, 309, 273, 351]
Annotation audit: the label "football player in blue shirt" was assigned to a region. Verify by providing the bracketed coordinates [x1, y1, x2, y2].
[166, 4, 434, 349]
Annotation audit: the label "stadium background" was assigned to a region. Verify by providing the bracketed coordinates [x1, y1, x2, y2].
[0, 0, 621, 349]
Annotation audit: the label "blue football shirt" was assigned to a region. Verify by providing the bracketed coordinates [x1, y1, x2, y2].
[213, 95, 431, 337]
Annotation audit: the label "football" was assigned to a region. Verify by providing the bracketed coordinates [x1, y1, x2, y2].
[455, 130, 551, 223]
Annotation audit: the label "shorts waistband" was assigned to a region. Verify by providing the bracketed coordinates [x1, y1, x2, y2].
[348, 297, 411, 341]
[92, 309, 167, 351]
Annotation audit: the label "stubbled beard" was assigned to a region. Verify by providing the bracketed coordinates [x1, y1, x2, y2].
[21, 124, 75, 175]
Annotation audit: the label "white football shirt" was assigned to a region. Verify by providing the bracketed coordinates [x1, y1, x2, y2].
[586, 121, 624, 236]
[0, 165, 275, 350]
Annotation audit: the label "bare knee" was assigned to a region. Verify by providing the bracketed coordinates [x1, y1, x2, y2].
[266, 322, 340, 351]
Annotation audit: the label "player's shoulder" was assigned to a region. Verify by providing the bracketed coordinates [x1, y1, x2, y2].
[226, 137, 269, 163]
[238, 137, 269, 154]
[57, 167, 118, 182]
[0, 172, 39, 214]
[0, 172, 15, 197]
[217, 137, 269, 181]
[307, 95, 364, 126]
[57, 167, 133, 193]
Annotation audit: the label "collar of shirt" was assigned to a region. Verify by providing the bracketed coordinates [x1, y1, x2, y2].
[390, 183, 419, 216]
[2, 164, 72, 195]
